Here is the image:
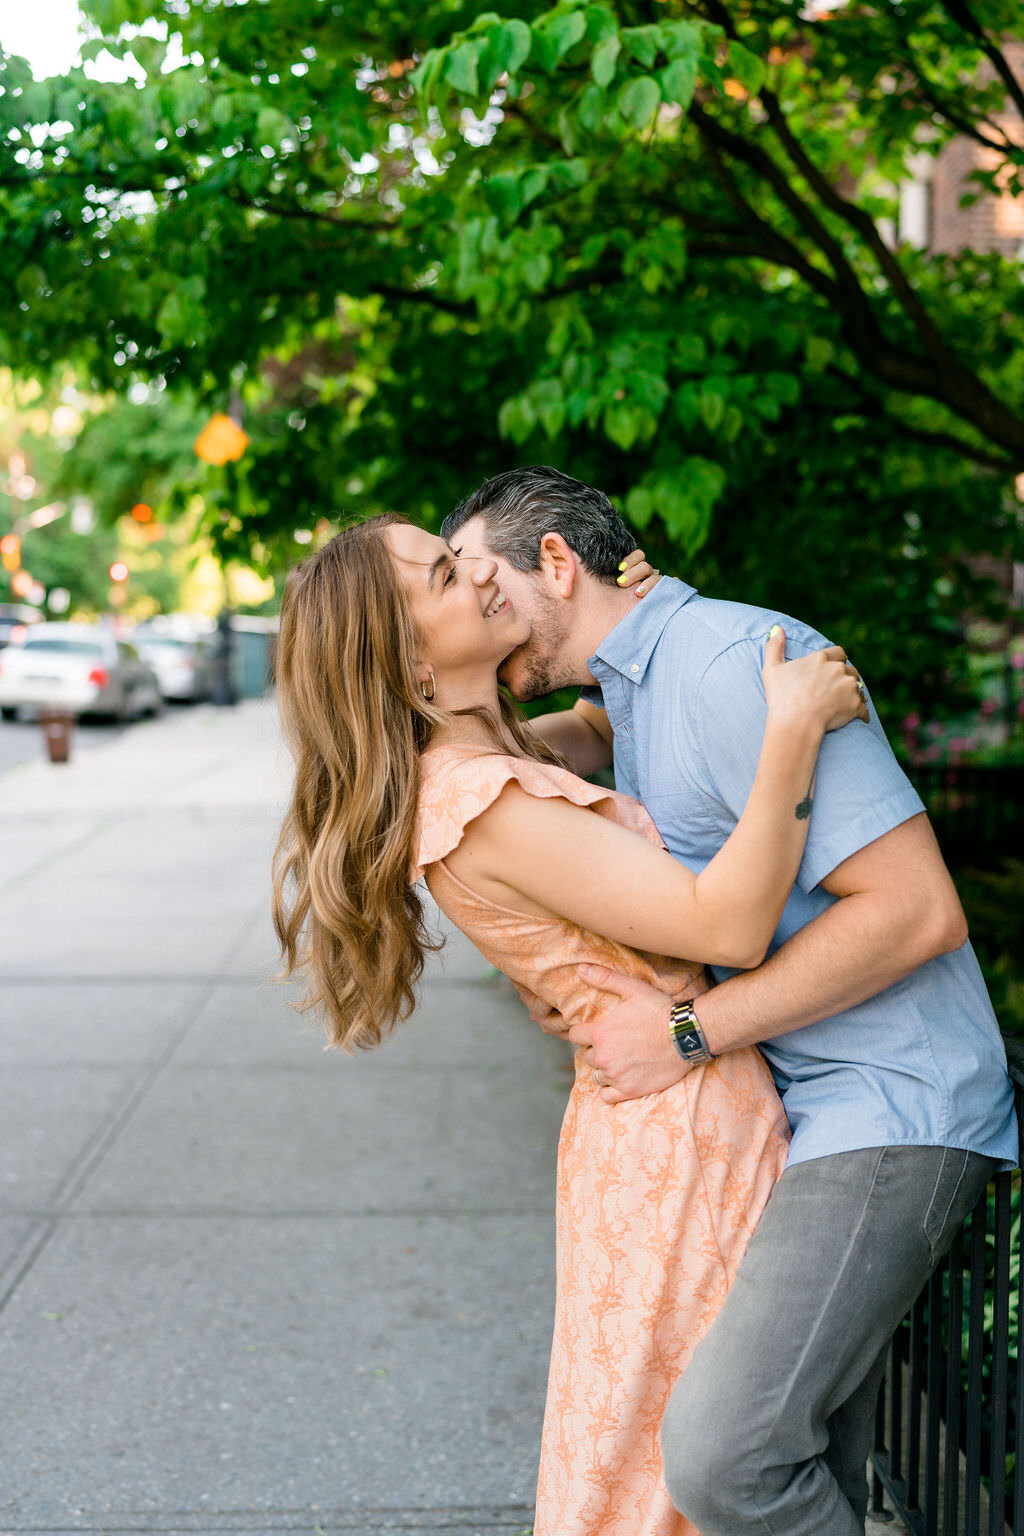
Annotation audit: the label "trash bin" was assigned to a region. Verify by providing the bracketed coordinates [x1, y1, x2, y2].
[40, 708, 74, 764]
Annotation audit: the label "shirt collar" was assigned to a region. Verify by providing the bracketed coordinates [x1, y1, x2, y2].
[587, 576, 697, 686]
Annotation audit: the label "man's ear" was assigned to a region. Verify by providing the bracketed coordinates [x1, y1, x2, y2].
[537, 532, 578, 597]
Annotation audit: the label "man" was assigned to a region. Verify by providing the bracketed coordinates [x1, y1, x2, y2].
[440, 465, 1017, 1536]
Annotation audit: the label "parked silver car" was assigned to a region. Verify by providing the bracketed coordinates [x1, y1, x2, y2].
[133, 632, 214, 702]
[0, 623, 162, 722]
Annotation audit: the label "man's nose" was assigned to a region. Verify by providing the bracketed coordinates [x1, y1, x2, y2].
[468, 556, 498, 585]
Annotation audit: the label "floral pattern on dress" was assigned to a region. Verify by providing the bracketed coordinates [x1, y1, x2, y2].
[413, 746, 790, 1536]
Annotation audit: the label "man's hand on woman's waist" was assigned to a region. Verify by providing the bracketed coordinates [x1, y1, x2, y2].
[568, 965, 693, 1104]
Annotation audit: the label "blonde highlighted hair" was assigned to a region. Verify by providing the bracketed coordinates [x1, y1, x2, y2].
[272, 513, 558, 1051]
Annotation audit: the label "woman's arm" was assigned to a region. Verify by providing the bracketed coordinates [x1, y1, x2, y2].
[445, 631, 868, 969]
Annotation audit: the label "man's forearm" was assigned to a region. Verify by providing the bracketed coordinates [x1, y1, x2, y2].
[529, 701, 612, 777]
[573, 811, 967, 1103]
[697, 888, 951, 1055]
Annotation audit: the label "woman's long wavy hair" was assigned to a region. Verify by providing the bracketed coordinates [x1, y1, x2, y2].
[272, 513, 559, 1052]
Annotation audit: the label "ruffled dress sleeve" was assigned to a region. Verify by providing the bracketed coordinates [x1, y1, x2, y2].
[410, 747, 644, 885]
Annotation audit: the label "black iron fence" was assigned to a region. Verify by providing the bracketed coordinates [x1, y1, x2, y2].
[870, 1039, 1024, 1535]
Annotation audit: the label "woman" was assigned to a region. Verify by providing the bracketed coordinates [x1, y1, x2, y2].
[272, 514, 868, 1536]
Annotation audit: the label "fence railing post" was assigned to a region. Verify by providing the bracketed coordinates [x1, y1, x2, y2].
[870, 1038, 1024, 1535]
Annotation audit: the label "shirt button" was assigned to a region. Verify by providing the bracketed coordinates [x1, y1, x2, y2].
[630, 663, 640, 674]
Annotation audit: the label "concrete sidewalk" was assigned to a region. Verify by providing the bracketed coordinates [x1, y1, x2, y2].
[0, 700, 569, 1536]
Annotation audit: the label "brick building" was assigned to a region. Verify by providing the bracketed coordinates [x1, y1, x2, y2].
[899, 39, 1024, 257]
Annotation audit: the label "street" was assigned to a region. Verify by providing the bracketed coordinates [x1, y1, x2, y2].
[0, 698, 568, 1536]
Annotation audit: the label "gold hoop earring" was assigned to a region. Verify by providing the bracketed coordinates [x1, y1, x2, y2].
[420, 671, 436, 703]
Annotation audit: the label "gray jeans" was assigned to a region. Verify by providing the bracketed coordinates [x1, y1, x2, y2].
[661, 1145, 997, 1535]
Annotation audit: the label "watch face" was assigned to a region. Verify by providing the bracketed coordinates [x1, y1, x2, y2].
[670, 1005, 710, 1063]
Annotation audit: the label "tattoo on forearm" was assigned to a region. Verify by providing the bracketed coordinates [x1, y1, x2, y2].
[795, 770, 816, 821]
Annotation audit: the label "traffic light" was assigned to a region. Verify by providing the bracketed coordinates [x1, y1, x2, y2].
[1, 534, 20, 572]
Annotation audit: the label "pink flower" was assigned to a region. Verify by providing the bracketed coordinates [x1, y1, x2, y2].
[903, 713, 921, 730]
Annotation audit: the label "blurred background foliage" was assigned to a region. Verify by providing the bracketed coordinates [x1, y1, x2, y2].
[1, 0, 1024, 1015]
[0, 0, 1021, 722]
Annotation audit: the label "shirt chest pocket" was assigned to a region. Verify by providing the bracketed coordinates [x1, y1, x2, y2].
[637, 786, 729, 865]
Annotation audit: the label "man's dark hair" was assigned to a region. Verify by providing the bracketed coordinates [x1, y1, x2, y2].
[441, 466, 636, 584]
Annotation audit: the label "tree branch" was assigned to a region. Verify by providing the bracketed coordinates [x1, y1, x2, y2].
[688, 102, 874, 318]
[695, 0, 1008, 378]
[861, 342, 1024, 463]
[685, 144, 847, 304]
[228, 191, 399, 231]
[904, 71, 1017, 154]
[884, 422, 1016, 473]
[940, 0, 1024, 123]
[501, 100, 567, 155]
[686, 233, 824, 264]
[368, 282, 472, 315]
[755, 86, 957, 362]
[819, 368, 1018, 472]
[688, 1, 1024, 459]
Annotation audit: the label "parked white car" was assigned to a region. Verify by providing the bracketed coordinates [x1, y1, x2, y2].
[0, 623, 162, 721]
[133, 632, 214, 702]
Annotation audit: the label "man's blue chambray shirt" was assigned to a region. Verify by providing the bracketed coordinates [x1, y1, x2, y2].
[582, 576, 1018, 1169]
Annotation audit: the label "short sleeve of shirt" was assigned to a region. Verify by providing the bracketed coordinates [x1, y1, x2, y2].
[694, 638, 926, 893]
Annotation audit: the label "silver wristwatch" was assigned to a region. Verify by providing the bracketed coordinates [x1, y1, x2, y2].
[668, 999, 715, 1065]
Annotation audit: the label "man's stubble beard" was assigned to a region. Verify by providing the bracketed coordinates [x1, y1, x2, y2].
[497, 598, 577, 702]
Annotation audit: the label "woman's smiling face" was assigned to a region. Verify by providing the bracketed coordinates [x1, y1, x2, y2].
[384, 522, 530, 688]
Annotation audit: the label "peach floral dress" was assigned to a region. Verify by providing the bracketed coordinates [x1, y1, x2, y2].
[411, 745, 789, 1536]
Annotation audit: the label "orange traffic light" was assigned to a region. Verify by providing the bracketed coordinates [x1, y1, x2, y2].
[109, 561, 129, 583]
[1, 534, 20, 572]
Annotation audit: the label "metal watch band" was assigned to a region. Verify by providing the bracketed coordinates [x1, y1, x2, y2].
[668, 1000, 715, 1064]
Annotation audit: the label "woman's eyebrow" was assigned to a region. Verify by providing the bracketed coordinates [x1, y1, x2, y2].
[426, 549, 454, 588]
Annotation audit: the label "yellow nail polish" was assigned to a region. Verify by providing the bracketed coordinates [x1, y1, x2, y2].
[618, 560, 628, 572]
[616, 573, 628, 585]
[768, 624, 782, 638]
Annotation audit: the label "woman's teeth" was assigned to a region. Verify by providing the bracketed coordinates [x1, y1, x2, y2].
[484, 594, 507, 618]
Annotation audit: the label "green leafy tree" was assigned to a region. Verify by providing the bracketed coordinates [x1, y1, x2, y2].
[1, 0, 1023, 724]
[0, 376, 202, 614]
